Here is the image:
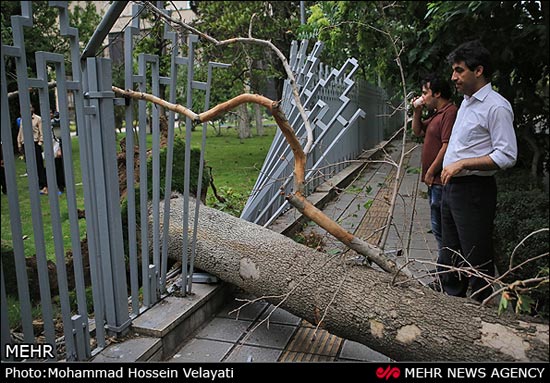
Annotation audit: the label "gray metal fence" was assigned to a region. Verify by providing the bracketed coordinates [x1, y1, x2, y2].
[240, 40, 403, 227]
[0, 1, 222, 361]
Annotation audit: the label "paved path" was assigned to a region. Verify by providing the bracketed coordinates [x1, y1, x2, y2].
[168, 139, 438, 362]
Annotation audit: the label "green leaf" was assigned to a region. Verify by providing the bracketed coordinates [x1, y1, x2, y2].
[516, 294, 535, 315]
[497, 294, 509, 316]
[363, 200, 373, 209]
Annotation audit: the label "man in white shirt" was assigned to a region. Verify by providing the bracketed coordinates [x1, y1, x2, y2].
[439, 40, 518, 302]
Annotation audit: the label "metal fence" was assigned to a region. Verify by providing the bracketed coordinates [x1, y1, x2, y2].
[0, 1, 224, 361]
[240, 40, 403, 227]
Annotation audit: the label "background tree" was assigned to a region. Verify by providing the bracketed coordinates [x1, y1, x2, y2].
[190, 1, 305, 138]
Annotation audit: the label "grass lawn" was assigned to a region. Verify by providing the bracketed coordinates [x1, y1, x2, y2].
[1, 137, 87, 260]
[190, 124, 277, 197]
[1, 122, 277, 261]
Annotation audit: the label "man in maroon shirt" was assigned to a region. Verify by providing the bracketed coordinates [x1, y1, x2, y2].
[412, 74, 458, 253]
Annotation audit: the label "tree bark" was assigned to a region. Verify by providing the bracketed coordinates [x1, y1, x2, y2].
[159, 194, 549, 362]
[237, 103, 251, 140]
[254, 103, 264, 136]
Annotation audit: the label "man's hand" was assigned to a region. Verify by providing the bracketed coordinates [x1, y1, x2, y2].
[441, 161, 464, 185]
[424, 171, 435, 187]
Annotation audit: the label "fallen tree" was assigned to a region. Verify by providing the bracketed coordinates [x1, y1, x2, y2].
[115, 84, 548, 361]
[159, 194, 549, 362]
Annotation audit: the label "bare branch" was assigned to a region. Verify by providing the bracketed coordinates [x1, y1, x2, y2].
[509, 228, 549, 270]
[8, 81, 57, 100]
[249, 13, 257, 38]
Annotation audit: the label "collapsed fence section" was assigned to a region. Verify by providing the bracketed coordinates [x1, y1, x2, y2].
[240, 39, 403, 227]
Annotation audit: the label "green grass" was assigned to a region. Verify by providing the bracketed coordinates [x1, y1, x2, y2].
[190, 124, 277, 197]
[1, 138, 87, 260]
[1, 123, 276, 261]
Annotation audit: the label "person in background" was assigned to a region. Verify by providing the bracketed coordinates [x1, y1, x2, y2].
[411, 74, 458, 253]
[16, 114, 28, 178]
[439, 40, 518, 302]
[26, 106, 48, 194]
[50, 110, 65, 194]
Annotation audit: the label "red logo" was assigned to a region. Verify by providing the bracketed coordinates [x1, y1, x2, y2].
[376, 365, 401, 380]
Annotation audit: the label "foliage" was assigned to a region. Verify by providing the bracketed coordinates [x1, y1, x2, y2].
[494, 169, 549, 318]
[206, 186, 247, 217]
[1, 1, 102, 148]
[191, 1, 304, 102]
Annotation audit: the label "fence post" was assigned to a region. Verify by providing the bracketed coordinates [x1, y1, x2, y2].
[82, 57, 130, 337]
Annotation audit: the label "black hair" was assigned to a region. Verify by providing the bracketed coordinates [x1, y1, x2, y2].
[421, 73, 453, 100]
[446, 40, 493, 79]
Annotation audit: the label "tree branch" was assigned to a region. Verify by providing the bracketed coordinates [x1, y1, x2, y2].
[112, 86, 400, 275]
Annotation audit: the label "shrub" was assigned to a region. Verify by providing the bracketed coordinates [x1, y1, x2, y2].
[494, 170, 549, 318]
[146, 136, 210, 201]
[206, 186, 247, 217]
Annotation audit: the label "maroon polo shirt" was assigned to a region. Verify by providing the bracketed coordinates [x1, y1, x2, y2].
[421, 102, 458, 185]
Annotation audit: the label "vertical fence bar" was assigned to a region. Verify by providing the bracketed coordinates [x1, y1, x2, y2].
[137, 53, 151, 307]
[79, 51, 107, 353]
[0, 263, 11, 360]
[159, 21, 179, 290]
[181, 34, 199, 294]
[0, 45, 34, 343]
[36, 52, 77, 360]
[54, 2, 93, 358]
[187, 61, 230, 293]
[150, 56, 161, 294]
[96, 58, 130, 333]
[124, 3, 141, 315]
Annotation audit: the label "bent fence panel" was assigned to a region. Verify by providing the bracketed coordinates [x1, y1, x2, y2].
[240, 40, 403, 227]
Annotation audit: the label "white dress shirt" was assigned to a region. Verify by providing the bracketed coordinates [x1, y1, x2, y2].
[443, 83, 517, 176]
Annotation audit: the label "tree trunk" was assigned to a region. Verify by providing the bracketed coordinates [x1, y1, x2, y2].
[237, 103, 251, 140]
[159, 194, 549, 362]
[254, 103, 264, 136]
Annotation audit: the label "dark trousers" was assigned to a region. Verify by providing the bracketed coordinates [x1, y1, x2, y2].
[438, 175, 496, 302]
[34, 141, 47, 189]
[428, 184, 443, 250]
